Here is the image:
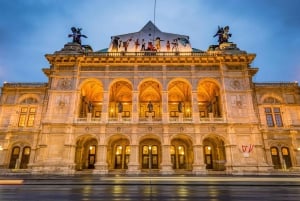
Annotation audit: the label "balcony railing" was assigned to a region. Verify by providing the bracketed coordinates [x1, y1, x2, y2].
[74, 116, 224, 124]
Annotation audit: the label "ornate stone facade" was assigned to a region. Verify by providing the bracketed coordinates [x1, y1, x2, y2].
[0, 22, 299, 175]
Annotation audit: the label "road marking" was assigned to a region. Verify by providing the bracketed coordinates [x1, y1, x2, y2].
[0, 180, 24, 185]
[100, 176, 300, 182]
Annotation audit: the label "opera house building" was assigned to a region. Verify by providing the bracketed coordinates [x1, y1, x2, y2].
[0, 21, 299, 175]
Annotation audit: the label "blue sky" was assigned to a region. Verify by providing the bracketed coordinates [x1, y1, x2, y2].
[0, 0, 299, 84]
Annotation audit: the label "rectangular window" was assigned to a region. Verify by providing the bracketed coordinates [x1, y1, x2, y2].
[18, 107, 36, 127]
[265, 107, 274, 127]
[265, 107, 283, 127]
[274, 107, 283, 127]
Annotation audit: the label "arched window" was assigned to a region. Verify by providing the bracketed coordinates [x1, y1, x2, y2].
[270, 147, 281, 169]
[9, 146, 20, 169]
[20, 147, 31, 169]
[281, 147, 292, 169]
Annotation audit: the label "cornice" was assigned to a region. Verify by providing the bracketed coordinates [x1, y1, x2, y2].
[45, 52, 256, 67]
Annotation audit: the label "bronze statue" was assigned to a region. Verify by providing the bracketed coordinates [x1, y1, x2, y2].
[147, 101, 153, 112]
[118, 102, 123, 113]
[213, 26, 232, 44]
[178, 102, 183, 113]
[68, 27, 87, 45]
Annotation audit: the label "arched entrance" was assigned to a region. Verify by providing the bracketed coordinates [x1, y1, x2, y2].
[270, 146, 292, 170]
[203, 136, 226, 171]
[9, 145, 31, 169]
[108, 135, 130, 170]
[75, 135, 98, 170]
[170, 136, 193, 170]
[140, 138, 161, 170]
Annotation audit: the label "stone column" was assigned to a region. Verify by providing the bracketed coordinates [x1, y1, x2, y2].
[192, 129, 206, 174]
[160, 126, 174, 174]
[94, 131, 108, 174]
[132, 91, 139, 123]
[290, 130, 300, 170]
[191, 92, 199, 123]
[127, 132, 140, 174]
[162, 91, 169, 123]
[192, 144, 206, 174]
[101, 92, 109, 123]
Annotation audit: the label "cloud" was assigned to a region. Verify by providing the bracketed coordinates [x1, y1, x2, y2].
[0, 0, 299, 83]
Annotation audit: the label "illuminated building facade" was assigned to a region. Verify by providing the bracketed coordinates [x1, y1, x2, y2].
[0, 21, 300, 175]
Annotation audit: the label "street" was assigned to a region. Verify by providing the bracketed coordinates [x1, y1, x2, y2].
[1, 175, 300, 201]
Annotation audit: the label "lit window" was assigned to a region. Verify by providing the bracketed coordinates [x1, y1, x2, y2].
[18, 107, 36, 127]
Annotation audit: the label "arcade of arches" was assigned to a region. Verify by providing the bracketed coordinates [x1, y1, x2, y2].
[72, 134, 227, 172]
[79, 79, 222, 120]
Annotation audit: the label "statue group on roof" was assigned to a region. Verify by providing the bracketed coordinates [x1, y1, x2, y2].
[68, 27, 87, 45]
[213, 26, 232, 44]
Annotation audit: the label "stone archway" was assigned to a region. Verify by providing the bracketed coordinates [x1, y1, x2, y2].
[203, 136, 226, 171]
[170, 136, 193, 170]
[8, 142, 31, 170]
[107, 135, 130, 170]
[75, 135, 98, 170]
[140, 138, 162, 170]
[197, 80, 222, 118]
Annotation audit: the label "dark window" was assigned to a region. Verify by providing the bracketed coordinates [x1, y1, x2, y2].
[265, 107, 283, 127]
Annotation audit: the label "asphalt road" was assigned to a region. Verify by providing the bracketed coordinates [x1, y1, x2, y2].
[1, 175, 300, 201]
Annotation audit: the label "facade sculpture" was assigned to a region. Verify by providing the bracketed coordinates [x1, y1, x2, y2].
[213, 25, 232, 44]
[0, 21, 299, 176]
[68, 27, 87, 45]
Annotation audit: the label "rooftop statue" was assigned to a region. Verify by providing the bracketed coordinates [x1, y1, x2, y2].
[213, 26, 232, 44]
[68, 27, 87, 45]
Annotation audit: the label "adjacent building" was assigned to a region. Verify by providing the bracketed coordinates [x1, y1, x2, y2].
[0, 21, 299, 175]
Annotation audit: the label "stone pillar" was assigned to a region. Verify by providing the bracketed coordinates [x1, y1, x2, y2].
[127, 145, 140, 174]
[160, 127, 174, 174]
[162, 91, 169, 123]
[160, 144, 174, 174]
[290, 130, 300, 170]
[118, 113, 122, 122]
[132, 91, 139, 123]
[93, 144, 108, 174]
[178, 113, 183, 123]
[191, 92, 199, 123]
[192, 144, 206, 174]
[224, 144, 235, 174]
[94, 131, 108, 174]
[101, 92, 109, 123]
[127, 132, 140, 174]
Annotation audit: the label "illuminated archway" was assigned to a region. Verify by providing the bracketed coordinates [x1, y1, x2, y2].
[108, 80, 133, 118]
[75, 135, 98, 170]
[203, 136, 226, 171]
[168, 79, 192, 118]
[138, 80, 162, 119]
[79, 79, 103, 118]
[197, 80, 222, 118]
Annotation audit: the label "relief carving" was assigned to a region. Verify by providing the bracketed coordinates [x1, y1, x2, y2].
[58, 78, 72, 90]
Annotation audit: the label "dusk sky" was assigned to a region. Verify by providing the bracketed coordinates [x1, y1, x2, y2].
[0, 0, 299, 85]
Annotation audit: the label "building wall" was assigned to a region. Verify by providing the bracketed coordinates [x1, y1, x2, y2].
[0, 43, 299, 175]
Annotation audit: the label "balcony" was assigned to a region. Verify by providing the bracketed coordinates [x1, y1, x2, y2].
[73, 116, 225, 124]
